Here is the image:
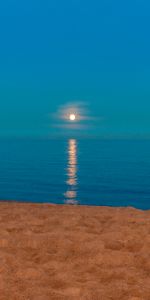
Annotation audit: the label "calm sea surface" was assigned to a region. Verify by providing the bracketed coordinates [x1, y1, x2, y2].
[0, 139, 150, 209]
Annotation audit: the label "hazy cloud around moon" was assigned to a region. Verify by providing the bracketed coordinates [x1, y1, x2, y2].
[51, 101, 103, 131]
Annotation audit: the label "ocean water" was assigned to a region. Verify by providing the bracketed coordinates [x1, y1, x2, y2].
[0, 138, 150, 210]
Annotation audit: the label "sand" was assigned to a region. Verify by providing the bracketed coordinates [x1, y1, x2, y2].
[0, 202, 150, 300]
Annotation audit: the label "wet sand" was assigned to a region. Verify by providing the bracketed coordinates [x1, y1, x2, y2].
[0, 202, 150, 300]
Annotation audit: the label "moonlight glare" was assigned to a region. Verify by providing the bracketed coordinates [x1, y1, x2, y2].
[69, 114, 76, 121]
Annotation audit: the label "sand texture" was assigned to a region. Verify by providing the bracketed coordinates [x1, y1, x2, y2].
[0, 202, 150, 300]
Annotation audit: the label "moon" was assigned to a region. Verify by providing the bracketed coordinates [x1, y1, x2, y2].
[69, 114, 76, 121]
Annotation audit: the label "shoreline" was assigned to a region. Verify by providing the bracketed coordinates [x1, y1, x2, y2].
[0, 199, 149, 211]
[0, 201, 150, 299]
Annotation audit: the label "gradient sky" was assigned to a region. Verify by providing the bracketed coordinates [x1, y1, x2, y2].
[0, 0, 150, 138]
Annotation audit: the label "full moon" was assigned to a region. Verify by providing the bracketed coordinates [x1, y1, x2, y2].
[69, 114, 76, 121]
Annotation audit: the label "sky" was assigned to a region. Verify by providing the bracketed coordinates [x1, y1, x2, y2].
[0, 0, 150, 138]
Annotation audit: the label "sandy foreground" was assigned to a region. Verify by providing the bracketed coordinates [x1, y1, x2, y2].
[0, 202, 150, 300]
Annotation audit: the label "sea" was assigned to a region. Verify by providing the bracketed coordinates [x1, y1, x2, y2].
[0, 138, 150, 210]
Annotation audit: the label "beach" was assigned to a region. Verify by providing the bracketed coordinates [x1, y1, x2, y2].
[0, 202, 150, 300]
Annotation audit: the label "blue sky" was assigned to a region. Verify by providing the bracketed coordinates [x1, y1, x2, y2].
[0, 0, 150, 138]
